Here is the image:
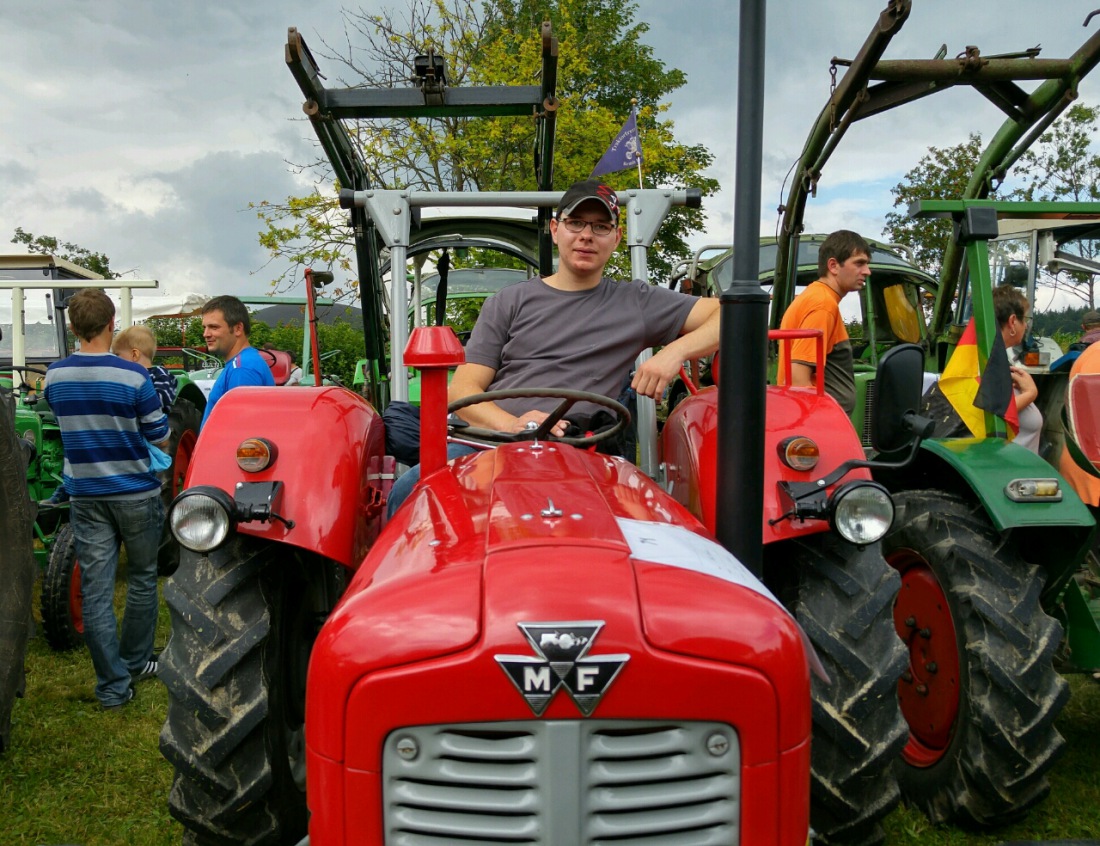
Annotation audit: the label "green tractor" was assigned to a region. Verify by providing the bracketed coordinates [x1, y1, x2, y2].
[681, 2, 1100, 831]
[0, 254, 205, 651]
[671, 235, 939, 442]
[866, 199, 1099, 826]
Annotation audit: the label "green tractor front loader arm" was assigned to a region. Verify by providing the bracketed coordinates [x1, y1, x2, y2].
[774, 1, 1100, 327]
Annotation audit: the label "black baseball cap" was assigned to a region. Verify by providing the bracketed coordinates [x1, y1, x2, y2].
[556, 179, 620, 222]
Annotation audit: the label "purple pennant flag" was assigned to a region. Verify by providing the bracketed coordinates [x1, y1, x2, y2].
[590, 110, 643, 178]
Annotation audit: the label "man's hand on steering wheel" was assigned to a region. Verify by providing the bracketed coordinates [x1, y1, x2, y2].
[448, 388, 629, 448]
[512, 410, 568, 438]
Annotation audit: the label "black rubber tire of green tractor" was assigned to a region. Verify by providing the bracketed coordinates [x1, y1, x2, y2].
[40, 523, 85, 652]
[883, 490, 1069, 826]
[159, 538, 325, 845]
[0, 389, 36, 754]
[156, 397, 201, 578]
[789, 534, 908, 846]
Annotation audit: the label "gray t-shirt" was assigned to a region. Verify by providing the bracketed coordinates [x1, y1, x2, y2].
[463, 276, 698, 419]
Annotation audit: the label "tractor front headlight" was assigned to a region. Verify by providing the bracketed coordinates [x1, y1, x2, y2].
[830, 481, 894, 545]
[169, 486, 236, 552]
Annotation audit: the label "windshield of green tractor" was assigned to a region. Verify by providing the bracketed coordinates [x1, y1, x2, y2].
[0, 288, 63, 363]
[412, 267, 529, 341]
[710, 239, 921, 294]
[988, 237, 1033, 290]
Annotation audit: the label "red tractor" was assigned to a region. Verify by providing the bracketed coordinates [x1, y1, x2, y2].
[159, 281, 928, 846]
[156, 18, 932, 846]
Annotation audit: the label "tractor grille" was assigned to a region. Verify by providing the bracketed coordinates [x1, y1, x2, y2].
[383, 720, 740, 845]
[861, 377, 877, 448]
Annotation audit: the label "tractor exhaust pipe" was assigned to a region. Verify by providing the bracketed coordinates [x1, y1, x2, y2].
[715, 0, 768, 577]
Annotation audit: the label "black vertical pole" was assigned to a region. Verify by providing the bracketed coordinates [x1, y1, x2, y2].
[715, 0, 768, 576]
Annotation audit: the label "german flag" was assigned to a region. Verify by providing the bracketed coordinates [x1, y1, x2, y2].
[938, 318, 1019, 438]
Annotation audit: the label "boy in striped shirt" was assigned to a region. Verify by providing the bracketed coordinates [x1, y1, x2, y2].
[44, 289, 169, 710]
[112, 324, 177, 415]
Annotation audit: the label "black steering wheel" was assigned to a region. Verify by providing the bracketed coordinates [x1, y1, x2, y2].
[5, 365, 49, 386]
[447, 388, 630, 448]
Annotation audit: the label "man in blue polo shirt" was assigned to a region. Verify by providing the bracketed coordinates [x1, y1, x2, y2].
[44, 288, 170, 710]
[199, 295, 274, 428]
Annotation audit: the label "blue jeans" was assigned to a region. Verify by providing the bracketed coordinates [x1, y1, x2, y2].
[70, 494, 164, 706]
[387, 443, 478, 519]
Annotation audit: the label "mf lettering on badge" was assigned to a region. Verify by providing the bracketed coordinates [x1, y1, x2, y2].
[495, 621, 630, 716]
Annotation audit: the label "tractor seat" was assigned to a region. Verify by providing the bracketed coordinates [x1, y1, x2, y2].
[261, 349, 295, 386]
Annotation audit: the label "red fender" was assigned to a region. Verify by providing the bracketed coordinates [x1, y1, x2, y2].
[661, 384, 871, 542]
[188, 385, 386, 567]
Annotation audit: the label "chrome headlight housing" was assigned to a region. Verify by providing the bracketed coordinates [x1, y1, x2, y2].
[169, 486, 236, 552]
[830, 481, 894, 545]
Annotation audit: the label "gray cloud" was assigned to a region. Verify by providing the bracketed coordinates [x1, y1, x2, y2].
[5, 0, 1100, 300]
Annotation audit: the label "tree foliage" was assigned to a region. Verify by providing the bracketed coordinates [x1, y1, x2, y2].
[146, 316, 366, 388]
[882, 133, 985, 278]
[1012, 104, 1100, 204]
[9, 228, 118, 279]
[883, 105, 1100, 308]
[255, 0, 719, 297]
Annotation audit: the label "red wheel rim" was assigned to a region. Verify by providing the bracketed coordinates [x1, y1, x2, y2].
[889, 548, 961, 768]
[69, 559, 84, 636]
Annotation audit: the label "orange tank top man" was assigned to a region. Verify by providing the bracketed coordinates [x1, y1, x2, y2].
[777, 230, 872, 415]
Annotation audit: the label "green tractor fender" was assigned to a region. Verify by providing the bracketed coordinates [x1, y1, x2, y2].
[884, 437, 1096, 606]
[918, 437, 1094, 533]
[174, 378, 207, 414]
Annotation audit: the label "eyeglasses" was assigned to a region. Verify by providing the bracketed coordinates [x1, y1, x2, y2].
[560, 217, 617, 237]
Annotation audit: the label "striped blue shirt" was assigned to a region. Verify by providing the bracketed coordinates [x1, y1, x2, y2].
[149, 364, 178, 415]
[44, 353, 170, 499]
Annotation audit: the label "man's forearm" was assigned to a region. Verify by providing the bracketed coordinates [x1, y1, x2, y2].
[448, 364, 514, 430]
[667, 300, 721, 362]
[631, 303, 721, 399]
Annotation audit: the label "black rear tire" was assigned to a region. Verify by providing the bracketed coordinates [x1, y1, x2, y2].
[0, 389, 36, 754]
[41, 523, 84, 652]
[785, 534, 908, 846]
[160, 538, 344, 845]
[883, 490, 1068, 826]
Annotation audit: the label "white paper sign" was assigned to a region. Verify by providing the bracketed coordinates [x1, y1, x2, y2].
[616, 517, 830, 683]
[617, 517, 785, 609]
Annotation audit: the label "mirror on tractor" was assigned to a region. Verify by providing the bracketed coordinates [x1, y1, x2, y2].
[870, 342, 933, 454]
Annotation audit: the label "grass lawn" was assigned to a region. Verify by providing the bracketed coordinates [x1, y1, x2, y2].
[0, 578, 180, 846]
[1, 574, 1098, 845]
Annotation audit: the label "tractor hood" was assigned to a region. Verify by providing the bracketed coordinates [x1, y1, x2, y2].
[306, 443, 809, 764]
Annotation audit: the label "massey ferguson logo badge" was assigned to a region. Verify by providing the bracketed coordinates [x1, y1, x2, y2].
[495, 621, 629, 716]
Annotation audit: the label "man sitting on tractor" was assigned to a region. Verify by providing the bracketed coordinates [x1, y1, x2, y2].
[386, 178, 720, 516]
[777, 230, 872, 414]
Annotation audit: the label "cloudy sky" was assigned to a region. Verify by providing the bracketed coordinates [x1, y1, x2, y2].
[5, 0, 1100, 304]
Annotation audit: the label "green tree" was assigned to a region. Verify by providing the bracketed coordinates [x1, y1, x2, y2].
[1012, 103, 1100, 204]
[882, 133, 985, 278]
[146, 316, 366, 388]
[255, 0, 718, 291]
[9, 228, 118, 279]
